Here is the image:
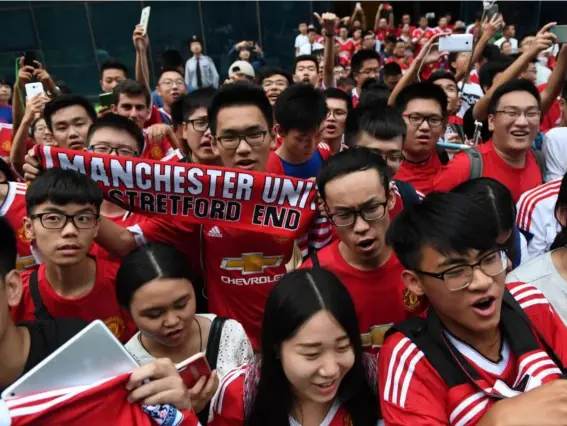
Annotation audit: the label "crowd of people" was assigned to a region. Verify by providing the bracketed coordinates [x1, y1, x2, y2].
[1, 2, 567, 425]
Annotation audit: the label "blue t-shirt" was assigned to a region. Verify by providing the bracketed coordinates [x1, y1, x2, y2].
[280, 150, 323, 179]
[0, 105, 12, 124]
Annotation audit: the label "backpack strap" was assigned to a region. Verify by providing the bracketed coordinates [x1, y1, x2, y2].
[29, 270, 53, 321]
[435, 145, 450, 166]
[394, 180, 420, 209]
[465, 147, 483, 180]
[529, 148, 546, 182]
[309, 250, 320, 268]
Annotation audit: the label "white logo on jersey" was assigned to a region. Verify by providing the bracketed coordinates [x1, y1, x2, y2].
[207, 226, 223, 238]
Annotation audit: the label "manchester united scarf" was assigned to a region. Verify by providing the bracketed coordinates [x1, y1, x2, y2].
[35, 146, 318, 238]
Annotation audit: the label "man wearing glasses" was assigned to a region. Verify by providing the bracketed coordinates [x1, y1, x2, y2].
[393, 82, 448, 195]
[350, 49, 381, 108]
[302, 147, 424, 353]
[434, 79, 544, 202]
[380, 191, 567, 425]
[155, 68, 187, 125]
[12, 168, 137, 343]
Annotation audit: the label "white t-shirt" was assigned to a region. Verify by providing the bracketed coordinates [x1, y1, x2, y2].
[295, 34, 309, 49]
[536, 62, 552, 86]
[506, 250, 567, 326]
[298, 42, 324, 55]
[543, 126, 567, 182]
[494, 37, 518, 50]
[457, 81, 484, 118]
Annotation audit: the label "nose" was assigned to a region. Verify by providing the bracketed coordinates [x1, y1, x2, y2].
[467, 266, 493, 292]
[514, 113, 529, 126]
[128, 109, 139, 119]
[417, 119, 431, 131]
[318, 354, 340, 378]
[352, 213, 370, 234]
[60, 218, 79, 237]
[163, 310, 180, 328]
[235, 137, 252, 155]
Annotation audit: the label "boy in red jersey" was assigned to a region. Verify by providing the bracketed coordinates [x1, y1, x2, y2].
[380, 191, 567, 425]
[11, 168, 137, 343]
[302, 147, 423, 353]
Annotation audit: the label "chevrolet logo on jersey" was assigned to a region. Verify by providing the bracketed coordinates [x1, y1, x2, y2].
[221, 252, 284, 275]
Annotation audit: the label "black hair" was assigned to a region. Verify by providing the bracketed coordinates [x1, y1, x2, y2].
[247, 268, 379, 426]
[394, 82, 448, 117]
[387, 191, 500, 271]
[0, 158, 15, 182]
[55, 80, 72, 94]
[551, 172, 567, 250]
[258, 67, 293, 86]
[158, 67, 185, 82]
[480, 44, 501, 63]
[452, 178, 518, 263]
[116, 242, 194, 310]
[275, 84, 327, 133]
[323, 87, 353, 112]
[44, 95, 97, 132]
[208, 81, 273, 135]
[384, 34, 398, 45]
[26, 168, 103, 215]
[487, 79, 541, 115]
[113, 79, 151, 108]
[478, 58, 514, 91]
[307, 27, 317, 34]
[0, 217, 16, 279]
[345, 106, 407, 148]
[293, 55, 319, 73]
[337, 76, 356, 90]
[99, 59, 129, 79]
[179, 87, 216, 123]
[87, 114, 145, 154]
[428, 70, 457, 85]
[351, 50, 381, 74]
[317, 146, 389, 202]
[358, 80, 390, 110]
[561, 85, 567, 101]
[161, 49, 184, 69]
[383, 62, 402, 77]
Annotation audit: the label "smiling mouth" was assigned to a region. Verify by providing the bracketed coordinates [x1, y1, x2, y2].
[510, 131, 529, 137]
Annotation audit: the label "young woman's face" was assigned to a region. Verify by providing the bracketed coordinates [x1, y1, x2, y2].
[129, 277, 196, 348]
[33, 118, 54, 146]
[280, 310, 355, 406]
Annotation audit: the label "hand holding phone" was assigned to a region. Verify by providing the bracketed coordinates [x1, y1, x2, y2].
[99, 92, 116, 108]
[438, 34, 473, 52]
[25, 82, 44, 100]
[140, 6, 151, 36]
[176, 352, 212, 389]
[23, 51, 37, 69]
[551, 25, 567, 44]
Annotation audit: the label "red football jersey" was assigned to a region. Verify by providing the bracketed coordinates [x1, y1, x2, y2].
[433, 140, 542, 202]
[141, 131, 174, 161]
[380, 282, 567, 425]
[2, 373, 198, 426]
[411, 27, 434, 55]
[538, 82, 562, 132]
[395, 152, 443, 195]
[210, 366, 355, 426]
[375, 28, 394, 42]
[144, 105, 164, 128]
[0, 182, 36, 269]
[0, 123, 13, 158]
[337, 38, 356, 66]
[302, 244, 424, 353]
[11, 258, 137, 343]
[432, 26, 452, 36]
[385, 56, 413, 72]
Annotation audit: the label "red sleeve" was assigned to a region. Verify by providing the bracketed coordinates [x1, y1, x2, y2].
[136, 217, 198, 258]
[507, 281, 567, 365]
[210, 367, 246, 426]
[10, 269, 33, 323]
[266, 151, 284, 174]
[379, 332, 450, 426]
[144, 106, 162, 128]
[300, 257, 313, 269]
[432, 152, 471, 193]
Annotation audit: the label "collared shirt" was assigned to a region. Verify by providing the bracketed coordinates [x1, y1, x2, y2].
[184, 55, 219, 89]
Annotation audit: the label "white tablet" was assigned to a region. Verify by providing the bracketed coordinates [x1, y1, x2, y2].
[2, 320, 139, 399]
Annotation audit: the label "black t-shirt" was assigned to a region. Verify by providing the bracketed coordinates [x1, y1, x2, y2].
[1, 319, 87, 393]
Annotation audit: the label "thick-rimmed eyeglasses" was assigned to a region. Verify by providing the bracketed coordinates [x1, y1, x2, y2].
[402, 113, 444, 128]
[215, 131, 268, 149]
[30, 212, 100, 230]
[328, 201, 388, 227]
[89, 145, 138, 157]
[186, 118, 209, 132]
[415, 250, 507, 292]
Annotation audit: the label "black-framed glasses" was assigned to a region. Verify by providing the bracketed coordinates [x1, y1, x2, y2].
[402, 113, 444, 128]
[159, 79, 185, 88]
[215, 131, 268, 149]
[415, 250, 507, 292]
[89, 145, 138, 157]
[360, 67, 380, 75]
[30, 212, 100, 230]
[494, 109, 541, 120]
[328, 201, 388, 227]
[186, 118, 209, 132]
[327, 109, 347, 119]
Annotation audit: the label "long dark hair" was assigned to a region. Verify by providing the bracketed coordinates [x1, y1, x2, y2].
[247, 268, 378, 426]
[551, 173, 567, 250]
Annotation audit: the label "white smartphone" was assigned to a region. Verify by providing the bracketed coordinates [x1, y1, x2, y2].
[140, 6, 151, 35]
[24, 82, 44, 99]
[439, 34, 473, 53]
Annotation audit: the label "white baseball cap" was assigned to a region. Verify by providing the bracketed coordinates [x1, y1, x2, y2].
[228, 61, 255, 79]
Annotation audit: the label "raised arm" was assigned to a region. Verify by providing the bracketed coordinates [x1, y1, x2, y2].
[322, 13, 337, 89]
[133, 24, 152, 97]
[95, 216, 138, 258]
[540, 43, 567, 114]
[374, 3, 383, 32]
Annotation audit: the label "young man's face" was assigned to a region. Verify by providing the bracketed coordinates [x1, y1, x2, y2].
[521, 63, 537, 85]
[88, 126, 140, 158]
[280, 127, 322, 163]
[190, 41, 202, 55]
[113, 93, 149, 130]
[355, 131, 404, 175]
[362, 34, 376, 50]
[261, 74, 289, 106]
[339, 27, 348, 39]
[378, 18, 388, 30]
[394, 41, 406, 58]
[324, 168, 396, 263]
[299, 23, 307, 34]
[505, 26, 516, 38]
[419, 17, 428, 28]
[402, 98, 445, 159]
[211, 105, 275, 172]
[307, 31, 317, 43]
[157, 71, 187, 106]
[402, 14, 411, 25]
[50, 105, 93, 151]
[488, 90, 540, 154]
[384, 72, 401, 91]
[25, 202, 99, 266]
[405, 246, 506, 339]
[433, 78, 459, 116]
[333, 66, 346, 81]
[294, 60, 318, 85]
[182, 106, 217, 164]
[100, 68, 126, 93]
[0, 83, 12, 104]
[355, 59, 380, 88]
[438, 17, 448, 29]
[322, 98, 348, 141]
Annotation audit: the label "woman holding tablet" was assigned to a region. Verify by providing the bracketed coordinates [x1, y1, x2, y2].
[210, 268, 379, 426]
[116, 242, 253, 421]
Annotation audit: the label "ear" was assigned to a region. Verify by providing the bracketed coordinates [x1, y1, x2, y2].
[488, 114, 495, 132]
[557, 206, 567, 228]
[386, 186, 397, 211]
[23, 216, 35, 242]
[5, 270, 22, 307]
[110, 105, 118, 113]
[182, 122, 188, 140]
[268, 127, 277, 151]
[401, 270, 425, 296]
